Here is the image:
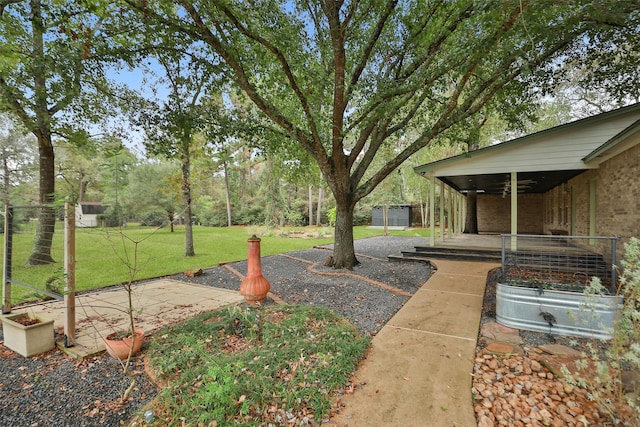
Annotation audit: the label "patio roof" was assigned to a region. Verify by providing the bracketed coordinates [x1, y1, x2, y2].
[414, 103, 640, 195]
[435, 170, 585, 195]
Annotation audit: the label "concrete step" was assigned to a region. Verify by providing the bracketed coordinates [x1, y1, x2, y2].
[389, 247, 502, 263]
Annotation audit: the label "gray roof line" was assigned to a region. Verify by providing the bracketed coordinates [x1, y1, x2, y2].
[414, 102, 640, 175]
[583, 118, 640, 163]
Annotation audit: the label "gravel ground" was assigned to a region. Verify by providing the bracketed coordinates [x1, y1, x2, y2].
[0, 348, 157, 427]
[0, 235, 432, 426]
[473, 268, 637, 426]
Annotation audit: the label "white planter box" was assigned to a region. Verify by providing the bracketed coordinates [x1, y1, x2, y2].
[496, 282, 623, 340]
[2, 313, 55, 357]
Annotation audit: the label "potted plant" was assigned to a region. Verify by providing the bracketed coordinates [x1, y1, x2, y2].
[1, 312, 55, 357]
[104, 328, 145, 361]
[96, 229, 150, 403]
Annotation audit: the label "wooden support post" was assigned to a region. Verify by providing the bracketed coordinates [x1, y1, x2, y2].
[64, 202, 76, 347]
[447, 187, 453, 238]
[439, 181, 445, 241]
[511, 172, 518, 250]
[458, 193, 463, 234]
[571, 186, 576, 236]
[2, 205, 12, 314]
[429, 175, 436, 247]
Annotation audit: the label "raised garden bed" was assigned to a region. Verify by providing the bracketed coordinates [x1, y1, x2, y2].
[496, 270, 622, 339]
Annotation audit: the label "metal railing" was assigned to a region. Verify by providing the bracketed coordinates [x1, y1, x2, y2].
[2, 204, 66, 313]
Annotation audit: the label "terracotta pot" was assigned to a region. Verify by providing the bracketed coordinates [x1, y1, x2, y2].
[239, 236, 271, 305]
[104, 328, 145, 360]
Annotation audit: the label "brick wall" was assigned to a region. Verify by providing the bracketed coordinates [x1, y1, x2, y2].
[546, 142, 640, 261]
[477, 193, 544, 233]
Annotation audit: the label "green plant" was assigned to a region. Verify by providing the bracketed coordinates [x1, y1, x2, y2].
[44, 268, 66, 296]
[139, 211, 167, 227]
[143, 304, 370, 425]
[562, 237, 640, 425]
[327, 207, 337, 227]
[225, 305, 264, 342]
[193, 363, 250, 424]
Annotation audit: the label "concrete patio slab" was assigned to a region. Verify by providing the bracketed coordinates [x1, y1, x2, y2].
[8, 279, 244, 359]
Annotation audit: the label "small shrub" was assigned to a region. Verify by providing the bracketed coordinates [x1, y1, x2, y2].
[284, 208, 305, 226]
[139, 211, 166, 227]
[562, 237, 640, 425]
[327, 207, 337, 227]
[352, 204, 372, 226]
[236, 204, 265, 225]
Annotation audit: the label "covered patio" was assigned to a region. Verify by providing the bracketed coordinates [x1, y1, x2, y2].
[412, 103, 640, 263]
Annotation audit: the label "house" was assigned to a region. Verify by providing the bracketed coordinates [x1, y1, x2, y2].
[75, 202, 108, 228]
[413, 103, 640, 262]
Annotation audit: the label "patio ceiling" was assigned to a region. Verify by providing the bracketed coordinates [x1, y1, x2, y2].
[437, 169, 586, 195]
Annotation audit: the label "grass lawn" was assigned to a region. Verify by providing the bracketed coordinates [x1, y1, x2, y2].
[2, 224, 430, 305]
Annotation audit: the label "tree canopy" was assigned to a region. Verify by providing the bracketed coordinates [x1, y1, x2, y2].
[3, 0, 637, 269]
[0, 0, 120, 264]
[122, 0, 639, 268]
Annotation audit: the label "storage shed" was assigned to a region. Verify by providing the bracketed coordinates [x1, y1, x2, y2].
[372, 205, 412, 227]
[75, 202, 108, 228]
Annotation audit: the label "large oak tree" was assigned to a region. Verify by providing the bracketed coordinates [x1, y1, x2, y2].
[0, 0, 117, 264]
[125, 0, 639, 268]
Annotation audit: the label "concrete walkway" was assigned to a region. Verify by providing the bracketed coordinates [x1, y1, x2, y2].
[329, 259, 499, 427]
[8, 279, 244, 359]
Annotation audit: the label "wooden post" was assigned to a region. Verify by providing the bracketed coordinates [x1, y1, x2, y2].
[429, 175, 435, 247]
[511, 172, 518, 250]
[447, 187, 453, 238]
[308, 184, 313, 226]
[64, 202, 76, 347]
[439, 181, 445, 241]
[2, 205, 12, 314]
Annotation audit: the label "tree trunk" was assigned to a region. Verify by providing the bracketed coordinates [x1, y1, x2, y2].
[308, 184, 313, 226]
[464, 190, 478, 234]
[316, 186, 323, 226]
[168, 212, 175, 233]
[224, 160, 232, 227]
[181, 142, 195, 256]
[26, 0, 55, 266]
[27, 137, 56, 265]
[420, 195, 428, 228]
[331, 203, 358, 269]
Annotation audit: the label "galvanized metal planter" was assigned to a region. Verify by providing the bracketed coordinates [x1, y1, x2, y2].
[496, 282, 622, 340]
